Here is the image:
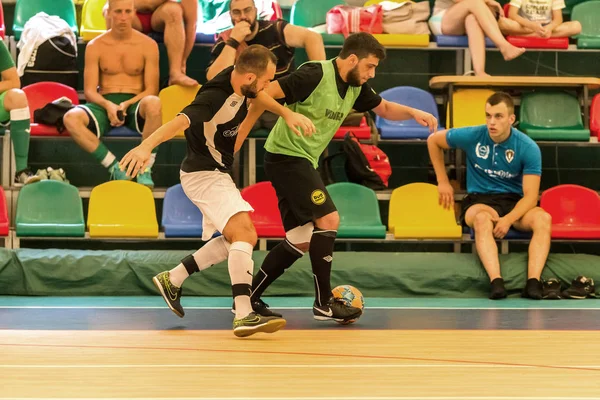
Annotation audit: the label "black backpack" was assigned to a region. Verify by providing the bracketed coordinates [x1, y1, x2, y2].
[33, 97, 75, 133]
[21, 36, 78, 89]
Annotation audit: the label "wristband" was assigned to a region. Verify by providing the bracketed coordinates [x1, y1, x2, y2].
[226, 38, 240, 50]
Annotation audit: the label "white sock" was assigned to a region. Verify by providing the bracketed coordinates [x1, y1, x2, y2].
[101, 152, 116, 168]
[169, 236, 231, 287]
[229, 241, 254, 319]
[147, 152, 157, 169]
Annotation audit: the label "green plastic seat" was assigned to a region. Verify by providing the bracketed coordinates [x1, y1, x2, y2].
[290, 0, 343, 27]
[572, 1, 600, 48]
[326, 182, 386, 238]
[519, 91, 590, 141]
[249, 128, 270, 138]
[16, 180, 85, 237]
[13, 0, 78, 41]
[201, 0, 230, 23]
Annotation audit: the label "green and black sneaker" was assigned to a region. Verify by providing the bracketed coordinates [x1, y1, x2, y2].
[152, 271, 185, 318]
[232, 312, 286, 338]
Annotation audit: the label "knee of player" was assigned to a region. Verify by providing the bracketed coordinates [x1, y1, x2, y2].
[571, 20, 582, 35]
[473, 212, 493, 230]
[140, 96, 162, 118]
[315, 212, 340, 231]
[533, 211, 552, 232]
[160, 2, 183, 23]
[5, 89, 28, 109]
[63, 108, 85, 132]
[285, 223, 314, 252]
[231, 225, 258, 247]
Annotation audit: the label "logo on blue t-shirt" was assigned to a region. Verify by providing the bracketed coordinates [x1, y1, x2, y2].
[476, 142, 489, 159]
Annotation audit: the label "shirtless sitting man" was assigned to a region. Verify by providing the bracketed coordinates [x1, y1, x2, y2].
[104, 0, 198, 86]
[64, 0, 162, 188]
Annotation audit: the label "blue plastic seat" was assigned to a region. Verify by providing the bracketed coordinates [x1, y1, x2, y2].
[162, 184, 204, 237]
[376, 86, 443, 139]
[104, 126, 139, 137]
[470, 227, 533, 240]
[436, 35, 495, 48]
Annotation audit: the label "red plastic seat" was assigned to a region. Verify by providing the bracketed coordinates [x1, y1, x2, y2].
[540, 184, 600, 239]
[503, 4, 569, 49]
[23, 82, 79, 136]
[591, 94, 600, 137]
[241, 181, 285, 237]
[271, 0, 283, 20]
[0, 186, 8, 236]
[0, 2, 6, 39]
[333, 115, 371, 139]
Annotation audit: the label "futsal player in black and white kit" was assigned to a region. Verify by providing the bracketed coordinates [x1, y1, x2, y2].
[119, 44, 315, 337]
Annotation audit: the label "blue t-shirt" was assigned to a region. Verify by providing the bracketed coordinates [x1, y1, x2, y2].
[446, 125, 541, 195]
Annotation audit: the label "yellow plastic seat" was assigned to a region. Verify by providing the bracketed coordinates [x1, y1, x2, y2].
[388, 182, 461, 239]
[373, 34, 430, 47]
[159, 84, 201, 137]
[80, 0, 107, 42]
[447, 89, 495, 128]
[88, 180, 159, 238]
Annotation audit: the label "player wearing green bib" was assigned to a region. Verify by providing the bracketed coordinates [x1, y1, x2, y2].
[246, 33, 438, 322]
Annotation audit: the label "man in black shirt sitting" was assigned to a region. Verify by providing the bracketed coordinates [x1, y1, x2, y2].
[206, 0, 325, 130]
[119, 45, 315, 338]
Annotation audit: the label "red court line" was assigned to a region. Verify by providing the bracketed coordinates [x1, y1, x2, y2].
[2, 342, 600, 373]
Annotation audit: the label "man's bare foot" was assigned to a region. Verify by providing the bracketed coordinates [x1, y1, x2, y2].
[475, 72, 491, 77]
[500, 44, 525, 61]
[169, 73, 199, 87]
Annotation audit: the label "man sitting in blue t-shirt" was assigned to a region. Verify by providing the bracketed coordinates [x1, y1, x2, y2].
[427, 92, 552, 300]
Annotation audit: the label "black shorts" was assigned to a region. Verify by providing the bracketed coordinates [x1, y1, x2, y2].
[460, 193, 522, 225]
[264, 151, 337, 232]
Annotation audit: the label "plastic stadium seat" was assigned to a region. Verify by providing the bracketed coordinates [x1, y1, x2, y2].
[572, 1, 600, 48]
[591, 93, 600, 137]
[0, 187, 8, 237]
[469, 227, 532, 240]
[334, 115, 371, 139]
[104, 126, 140, 137]
[13, 0, 78, 41]
[373, 34, 430, 47]
[0, 2, 5, 39]
[16, 180, 84, 237]
[80, 0, 106, 42]
[519, 91, 590, 141]
[447, 89, 495, 128]
[503, 4, 569, 49]
[540, 184, 600, 239]
[241, 181, 285, 237]
[377, 86, 443, 139]
[388, 182, 462, 239]
[326, 182, 386, 238]
[23, 82, 79, 136]
[290, 0, 343, 28]
[162, 184, 204, 238]
[436, 35, 494, 47]
[158, 84, 201, 137]
[88, 180, 158, 238]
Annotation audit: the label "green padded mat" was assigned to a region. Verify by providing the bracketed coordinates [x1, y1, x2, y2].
[1, 249, 600, 297]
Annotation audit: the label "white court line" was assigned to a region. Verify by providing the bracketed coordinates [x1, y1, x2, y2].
[3, 397, 600, 400]
[2, 306, 600, 310]
[1, 364, 599, 369]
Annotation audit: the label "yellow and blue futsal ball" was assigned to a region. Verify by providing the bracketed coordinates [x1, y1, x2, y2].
[332, 285, 364, 325]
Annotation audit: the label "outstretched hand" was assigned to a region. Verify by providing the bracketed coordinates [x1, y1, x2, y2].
[412, 109, 438, 133]
[119, 145, 152, 178]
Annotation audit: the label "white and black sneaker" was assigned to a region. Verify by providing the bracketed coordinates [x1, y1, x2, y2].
[313, 297, 362, 323]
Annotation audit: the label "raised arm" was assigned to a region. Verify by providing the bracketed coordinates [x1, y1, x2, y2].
[283, 24, 325, 61]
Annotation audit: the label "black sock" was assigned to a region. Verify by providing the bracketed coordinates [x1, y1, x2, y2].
[251, 239, 303, 301]
[489, 277, 507, 300]
[310, 227, 337, 306]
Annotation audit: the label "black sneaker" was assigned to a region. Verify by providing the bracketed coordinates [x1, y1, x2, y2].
[489, 277, 507, 300]
[232, 312, 286, 338]
[231, 298, 283, 318]
[562, 276, 596, 299]
[313, 297, 362, 323]
[152, 271, 184, 317]
[542, 278, 563, 300]
[522, 278, 543, 300]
